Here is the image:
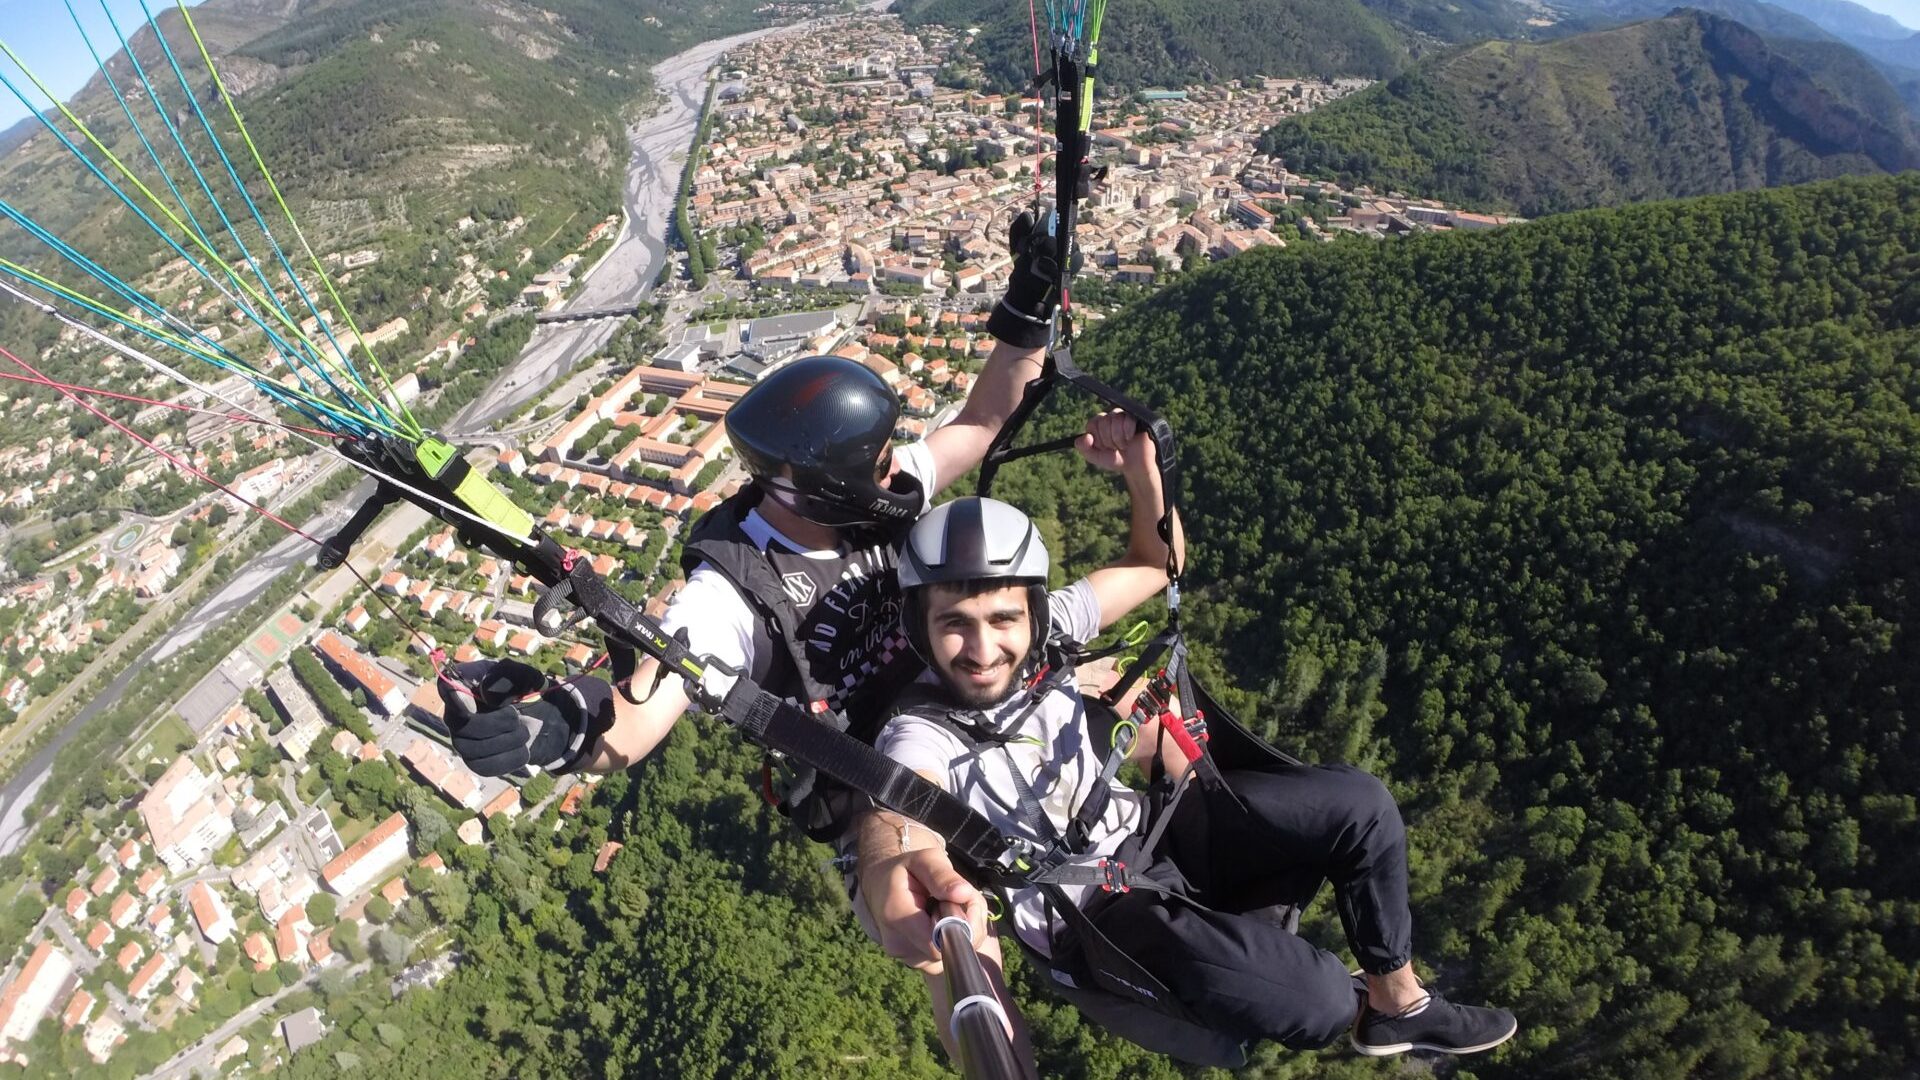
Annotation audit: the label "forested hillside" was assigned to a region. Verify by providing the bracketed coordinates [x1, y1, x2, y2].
[1259, 11, 1920, 216]
[992, 173, 1920, 1077]
[116, 175, 1920, 1080]
[899, 0, 1413, 89]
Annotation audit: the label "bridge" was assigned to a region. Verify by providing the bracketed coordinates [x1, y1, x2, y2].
[534, 303, 642, 325]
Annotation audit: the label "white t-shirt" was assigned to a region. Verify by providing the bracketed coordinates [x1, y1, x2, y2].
[875, 580, 1146, 956]
[657, 439, 936, 697]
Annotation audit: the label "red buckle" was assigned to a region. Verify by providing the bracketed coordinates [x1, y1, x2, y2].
[1165, 711, 1206, 764]
[1184, 711, 1209, 744]
[561, 548, 581, 572]
[1099, 859, 1130, 893]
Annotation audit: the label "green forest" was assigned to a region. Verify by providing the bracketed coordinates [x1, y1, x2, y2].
[1259, 11, 1920, 216]
[106, 173, 1913, 1079]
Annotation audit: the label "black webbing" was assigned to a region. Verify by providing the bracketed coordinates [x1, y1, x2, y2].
[717, 684, 1020, 873]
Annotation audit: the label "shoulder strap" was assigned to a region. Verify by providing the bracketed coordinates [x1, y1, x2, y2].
[681, 492, 834, 704]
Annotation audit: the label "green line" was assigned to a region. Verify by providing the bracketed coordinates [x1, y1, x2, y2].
[0, 37, 373, 411]
[175, 0, 423, 439]
[0, 256, 401, 436]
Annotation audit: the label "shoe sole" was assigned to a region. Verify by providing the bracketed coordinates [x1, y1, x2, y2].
[1350, 1018, 1518, 1057]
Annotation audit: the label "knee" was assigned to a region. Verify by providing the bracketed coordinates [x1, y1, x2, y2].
[1327, 766, 1404, 842]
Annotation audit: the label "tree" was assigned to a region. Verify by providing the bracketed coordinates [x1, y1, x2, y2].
[333, 919, 362, 963]
[366, 895, 393, 923]
[428, 873, 470, 923]
[307, 894, 337, 926]
[369, 928, 410, 969]
[251, 969, 280, 998]
[521, 773, 556, 807]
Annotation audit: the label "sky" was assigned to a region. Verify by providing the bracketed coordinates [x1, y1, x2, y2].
[1849, 0, 1920, 31]
[0, 0, 211, 131]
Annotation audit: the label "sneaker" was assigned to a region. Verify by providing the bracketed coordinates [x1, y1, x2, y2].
[1351, 988, 1517, 1057]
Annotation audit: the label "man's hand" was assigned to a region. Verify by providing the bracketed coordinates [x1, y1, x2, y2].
[439, 660, 609, 777]
[858, 814, 989, 973]
[1075, 408, 1153, 474]
[439, 660, 546, 776]
[986, 210, 1073, 349]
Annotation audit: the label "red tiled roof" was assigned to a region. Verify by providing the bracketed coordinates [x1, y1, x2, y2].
[244, 932, 272, 970]
[187, 882, 227, 936]
[60, 988, 93, 1030]
[128, 951, 169, 997]
[480, 787, 520, 819]
[314, 630, 398, 703]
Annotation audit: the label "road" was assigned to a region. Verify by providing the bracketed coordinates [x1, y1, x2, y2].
[450, 15, 839, 432]
[0, 490, 359, 857]
[141, 962, 372, 1080]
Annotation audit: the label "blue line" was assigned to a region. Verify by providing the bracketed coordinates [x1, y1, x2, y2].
[82, 0, 372, 425]
[52, 6, 348, 435]
[0, 65, 371, 427]
[65, 1, 218, 258]
[88, 1, 385, 426]
[91, 0, 305, 362]
[82, 4, 382, 426]
[134, 0, 393, 423]
[0, 199, 365, 434]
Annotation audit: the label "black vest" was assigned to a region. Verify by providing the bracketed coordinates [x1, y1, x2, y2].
[679, 489, 923, 739]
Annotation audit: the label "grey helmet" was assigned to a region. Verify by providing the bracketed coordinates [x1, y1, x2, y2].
[898, 497, 1051, 665]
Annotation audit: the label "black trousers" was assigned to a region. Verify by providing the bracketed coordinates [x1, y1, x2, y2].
[1085, 764, 1413, 1049]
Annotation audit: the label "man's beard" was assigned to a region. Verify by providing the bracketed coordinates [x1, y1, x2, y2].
[941, 662, 1019, 709]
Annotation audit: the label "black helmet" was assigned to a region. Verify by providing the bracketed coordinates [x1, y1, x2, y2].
[726, 356, 922, 528]
[898, 497, 1051, 666]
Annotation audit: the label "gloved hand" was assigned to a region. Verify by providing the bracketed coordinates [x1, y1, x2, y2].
[438, 660, 609, 776]
[986, 210, 1075, 349]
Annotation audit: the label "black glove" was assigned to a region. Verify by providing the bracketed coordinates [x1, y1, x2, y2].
[438, 660, 612, 776]
[987, 210, 1074, 349]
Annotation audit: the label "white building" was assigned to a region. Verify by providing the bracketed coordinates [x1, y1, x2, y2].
[320, 812, 410, 897]
[0, 943, 77, 1043]
[140, 757, 236, 874]
[83, 1013, 124, 1064]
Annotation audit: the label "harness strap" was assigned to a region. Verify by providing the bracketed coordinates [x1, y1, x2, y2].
[714, 683, 1020, 873]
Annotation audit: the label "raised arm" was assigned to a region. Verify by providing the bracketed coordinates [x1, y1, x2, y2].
[921, 340, 1046, 491]
[922, 211, 1066, 492]
[1078, 409, 1185, 632]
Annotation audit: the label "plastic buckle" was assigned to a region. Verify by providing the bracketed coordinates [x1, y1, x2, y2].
[1184, 711, 1209, 745]
[1099, 858, 1130, 894]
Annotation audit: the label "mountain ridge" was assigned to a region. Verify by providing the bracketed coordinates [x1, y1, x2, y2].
[1258, 9, 1920, 215]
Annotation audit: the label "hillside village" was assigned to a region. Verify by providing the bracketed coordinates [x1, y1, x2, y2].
[686, 17, 1517, 300]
